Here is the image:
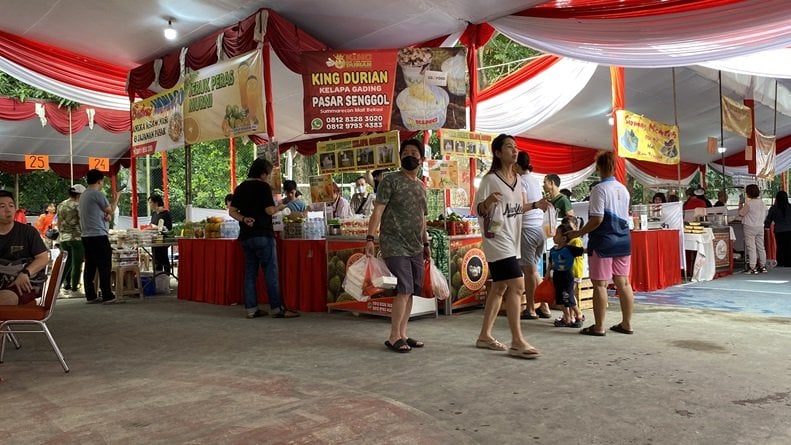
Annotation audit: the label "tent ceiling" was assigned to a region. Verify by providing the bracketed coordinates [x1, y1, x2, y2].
[0, 0, 789, 171]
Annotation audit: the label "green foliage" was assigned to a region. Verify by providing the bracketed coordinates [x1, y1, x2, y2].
[479, 34, 542, 89]
[0, 72, 80, 109]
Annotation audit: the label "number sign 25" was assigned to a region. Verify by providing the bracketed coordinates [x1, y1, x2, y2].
[89, 157, 110, 172]
[24, 154, 49, 170]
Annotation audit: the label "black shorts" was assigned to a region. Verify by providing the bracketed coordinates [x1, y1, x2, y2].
[552, 270, 576, 307]
[488, 257, 523, 282]
[384, 254, 424, 297]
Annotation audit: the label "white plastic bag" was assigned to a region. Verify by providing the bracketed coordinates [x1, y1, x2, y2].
[342, 256, 368, 301]
[429, 259, 450, 300]
[543, 203, 557, 237]
[364, 257, 397, 295]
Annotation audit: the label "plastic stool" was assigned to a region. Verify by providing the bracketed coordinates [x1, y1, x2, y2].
[112, 264, 143, 300]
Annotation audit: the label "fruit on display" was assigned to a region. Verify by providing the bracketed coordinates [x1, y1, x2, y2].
[204, 216, 225, 238]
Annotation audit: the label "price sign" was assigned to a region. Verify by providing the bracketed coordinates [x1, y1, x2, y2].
[24, 154, 49, 170]
[89, 157, 110, 172]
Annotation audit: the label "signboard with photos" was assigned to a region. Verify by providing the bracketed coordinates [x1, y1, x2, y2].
[439, 129, 493, 159]
[427, 159, 460, 190]
[615, 109, 680, 165]
[301, 47, 467, 134]
[316, 131, 400, 174]
[131, 84, 185, 157]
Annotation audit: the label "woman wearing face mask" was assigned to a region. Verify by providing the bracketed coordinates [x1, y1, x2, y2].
[475, 134, 546, 359]
[366, 139, 430, 353]
[350, 175, 375, 217]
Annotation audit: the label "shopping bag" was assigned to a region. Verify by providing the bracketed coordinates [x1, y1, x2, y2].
[543, 203, 557, 237]
[342, 256, 367, 301]
[422, 260, 433, 299]
[362, 257, 396, 297]
[429, 260, 450, 300]
[534, 278, 555, 304]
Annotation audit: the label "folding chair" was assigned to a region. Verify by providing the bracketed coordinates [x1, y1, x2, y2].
[0, 252, 69, 373]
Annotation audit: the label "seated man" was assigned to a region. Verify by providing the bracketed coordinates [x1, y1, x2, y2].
[0, 190, 50, 305]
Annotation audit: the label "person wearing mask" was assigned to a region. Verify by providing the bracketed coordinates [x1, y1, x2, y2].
[739, 184, 768, 274]
[79, 169, 120, 304]
[714, 190, 728, 207]
[514, 151, 552, 320]
[366, 139, 429, 353]
[331, 183, 353, 219]
[229, 158, 298, 319]
[475, 134, 545, 359]
[57, 184, 85, 293]
[148, 195, 173, 274]
[350, 176, 375, 216]
[282, 180, 306, 213]
[765, 190, 791, 267]
[0, 190, 49, 306]
[568, 151, 635, 336]
[543, 174, 574, 218]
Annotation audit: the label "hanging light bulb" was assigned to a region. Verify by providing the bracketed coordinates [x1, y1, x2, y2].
[608, 116, 614, 126]
[717, 146, 727, 154]
[164, 19, 178, 40]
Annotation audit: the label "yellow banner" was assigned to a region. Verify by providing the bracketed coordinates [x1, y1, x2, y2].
[721, 96, 753, 139]
[439, 129, 492, 158]
[615, 110, 679, 165]
[183, 50, 265, 145]
[131, 84, 184, 156]
[755, 129, 775, 180]
[316, 131, 399, 174]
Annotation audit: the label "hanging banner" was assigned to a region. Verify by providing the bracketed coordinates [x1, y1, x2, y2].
[755, 129, 776, 180]
[721, 95, 753, 139]
[439, 129, 492, 159]
[183, 49, 265, 145]
[301, 48, 467, 134]
[256, 140, 280, 167]
[615, 110, 680, 165]
[427, 160, 459, 190]
[131, 84, 184, 157]
[316, 131, 399, 174]
[309, 174, 335, 204]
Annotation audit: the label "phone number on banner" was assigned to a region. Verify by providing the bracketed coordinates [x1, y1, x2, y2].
[324, 116, 385, 131]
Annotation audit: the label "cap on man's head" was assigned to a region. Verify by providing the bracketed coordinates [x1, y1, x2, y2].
[694, 188, 705, 196]
[70, 184, 86, 194]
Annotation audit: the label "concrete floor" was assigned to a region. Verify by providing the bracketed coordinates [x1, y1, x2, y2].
[1, 269, 790, 445]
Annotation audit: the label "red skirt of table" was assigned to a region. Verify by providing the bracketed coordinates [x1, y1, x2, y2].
[629, 229, 682, 292]
[177, 238, 327, 311]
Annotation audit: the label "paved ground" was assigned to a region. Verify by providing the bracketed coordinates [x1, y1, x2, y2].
[1, 268, 790, 444]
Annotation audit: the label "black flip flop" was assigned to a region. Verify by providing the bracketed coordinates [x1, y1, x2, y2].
[610, 323, 634, 335]
[385, 339, 411, 353]
[580, 326, 606, 336]
[405, 338, 424, 348]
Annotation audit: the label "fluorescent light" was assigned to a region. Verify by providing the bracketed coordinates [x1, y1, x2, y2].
[164, 20, 177, 40]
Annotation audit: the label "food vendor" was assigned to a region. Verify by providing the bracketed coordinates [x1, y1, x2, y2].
[148, 195, 173, 274]
[331, 183, 353, 219]
[350, 176, 375, 216]
[282, 180, 306, 213]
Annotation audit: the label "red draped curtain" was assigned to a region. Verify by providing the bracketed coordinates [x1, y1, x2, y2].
[629, 159, 699, 179]
[519, 0, 746, 18]
[0, 97, 129, 135]
[515, 137, 597, 174]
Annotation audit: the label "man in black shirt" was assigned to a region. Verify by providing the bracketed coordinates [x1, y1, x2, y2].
[228, 158, 298, 319]
[148, 195, 173, 274]
[0, 190, 49, 305]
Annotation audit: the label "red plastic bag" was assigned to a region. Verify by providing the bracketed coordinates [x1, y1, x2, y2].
[534, 278, 555, 304]
[422, 260, 433, 299]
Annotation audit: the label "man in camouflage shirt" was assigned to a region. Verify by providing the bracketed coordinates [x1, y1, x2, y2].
[57, 184, 85, 293]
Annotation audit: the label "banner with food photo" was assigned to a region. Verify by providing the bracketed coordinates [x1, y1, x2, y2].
[310, 174, 335, 204]
[302, 50, 397, 134]
[615, 110, 680, 165]
[755, 129, 776, 180]
[427, 160, 459, 190]
[439, 129, 492, 158]
[131, 85, 184, 157]
[316, 131, 399, 174]
[183, 49, 265, 145]
[392, 47, 467, 131]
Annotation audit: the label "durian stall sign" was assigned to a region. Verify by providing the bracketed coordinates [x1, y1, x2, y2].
[440, 129, 492, 159]
[317, 131, 399, 174]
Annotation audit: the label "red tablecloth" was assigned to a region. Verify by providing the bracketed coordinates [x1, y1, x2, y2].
[177, 238, 327, 311]
[630, 229, 682, 292]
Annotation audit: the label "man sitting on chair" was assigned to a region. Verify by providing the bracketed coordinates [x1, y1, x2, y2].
[0, 190, 49, 305]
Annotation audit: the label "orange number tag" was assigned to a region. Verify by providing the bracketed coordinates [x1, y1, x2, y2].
[89, 157, 110, 172]
[24, 154, 49, 170]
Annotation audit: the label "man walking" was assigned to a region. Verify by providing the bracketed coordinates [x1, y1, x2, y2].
[80, 169, 119, 304]
[57, 184, 86, 295]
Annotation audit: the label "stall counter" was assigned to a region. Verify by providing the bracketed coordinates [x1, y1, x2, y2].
[630, 229, 682, 292]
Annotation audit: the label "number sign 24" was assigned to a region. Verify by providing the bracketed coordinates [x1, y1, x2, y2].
[89, 157, 110, 172]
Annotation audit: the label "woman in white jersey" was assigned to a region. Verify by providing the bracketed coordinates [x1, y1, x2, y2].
[474, 134, 545, 359]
